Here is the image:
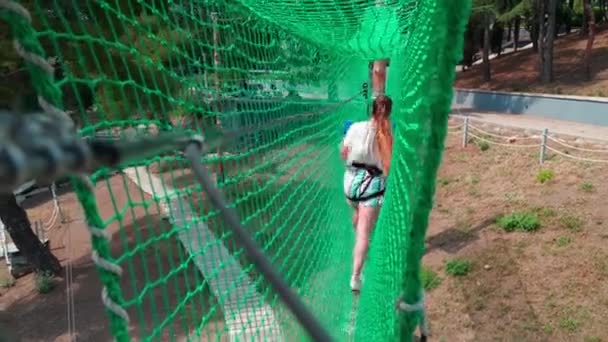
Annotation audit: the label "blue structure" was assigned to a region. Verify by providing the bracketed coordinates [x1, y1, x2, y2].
[343, 120, 354, 136]
[452, 88, 608, 127]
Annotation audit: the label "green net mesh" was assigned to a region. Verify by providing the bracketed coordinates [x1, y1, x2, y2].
[2, 0, 471, 340]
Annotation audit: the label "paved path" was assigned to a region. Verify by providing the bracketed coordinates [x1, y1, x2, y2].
[451, 111, 608, 143]
[123, 167, 283, 342]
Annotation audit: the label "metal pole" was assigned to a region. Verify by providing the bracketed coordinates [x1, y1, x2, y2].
[0, 219, 8, 263]
[371, 60, 388, 98]
[372, 0, 388, 98]
[185, 143, 332, 342]
[462, 117, 469, 147]
[35, 221, 41, 241]
[212, 11, 225, 184]
[539, 128, 548, 164]
[51, 182, 66, 223]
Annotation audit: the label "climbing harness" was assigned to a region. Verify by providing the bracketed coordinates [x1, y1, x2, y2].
[345, 162, 386, 203]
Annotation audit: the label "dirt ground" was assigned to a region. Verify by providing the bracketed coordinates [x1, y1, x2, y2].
[1, 120, 607, 341]
[425, 118, 608, 341]
[0, 176, 224, 342]
[455, 25, 608, 97]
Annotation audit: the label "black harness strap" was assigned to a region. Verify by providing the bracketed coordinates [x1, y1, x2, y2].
[346, 162, 386, 203]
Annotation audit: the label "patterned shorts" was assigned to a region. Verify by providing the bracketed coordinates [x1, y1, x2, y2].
[344, 168, 386, 208]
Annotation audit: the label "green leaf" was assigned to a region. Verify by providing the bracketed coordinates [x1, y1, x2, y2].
[497, 0, 532, 23]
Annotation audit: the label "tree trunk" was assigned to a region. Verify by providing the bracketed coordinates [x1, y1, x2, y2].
[546, 0, 557, 81]
[531, 28, 539, 52]
[531, 3, 540, 53]
[539, 0, 557, 83]
[491, 22, 504, 58]
[507, 22, 512, 42]
[514, 17, 521, 51]
[0, 194, 62, 276]
[483, 16, 491, 82]
[581, 0, 589, 37]
[462, 23, 475, 71]
[583, 0, 596, 80]
[581, 19, 588, 36]
[538, 0, 546, 75]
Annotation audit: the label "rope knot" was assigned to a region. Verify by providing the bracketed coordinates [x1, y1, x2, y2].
[395, 293, 425, 313]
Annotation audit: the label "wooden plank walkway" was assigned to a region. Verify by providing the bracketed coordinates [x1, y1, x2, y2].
[123, 167, 284, 341]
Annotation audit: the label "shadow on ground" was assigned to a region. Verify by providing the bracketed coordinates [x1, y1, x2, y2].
[425, 216, 497, 255]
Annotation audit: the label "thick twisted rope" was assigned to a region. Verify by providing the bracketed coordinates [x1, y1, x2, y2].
[396, 293, 429, 337]
[0, 1, 130, 340]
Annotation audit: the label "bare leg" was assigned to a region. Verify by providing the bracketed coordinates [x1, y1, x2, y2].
[352, 207, 359, 231]
[352, 206, 380, 280]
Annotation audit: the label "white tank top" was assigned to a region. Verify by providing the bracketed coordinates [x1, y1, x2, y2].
[342, 120, 383, 172]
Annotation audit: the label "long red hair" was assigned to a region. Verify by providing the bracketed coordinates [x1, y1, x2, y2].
[372, 95, 393, 174]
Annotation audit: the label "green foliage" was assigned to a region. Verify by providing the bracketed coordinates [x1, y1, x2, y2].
[421, 266, 442, 291]
[34, 272, 55, 294]
[573, 0, 584, 15]
[497, 211, 541, 232]
[476, 140, 490, 151]
[536, 169, 555, 184]
[584, 336, 603, 342]
[533, 206, 556, 218]
[556, 236, 571, 247]
[445, 258, 472, 277]
[580, 182, 595, 192]
[557, 1, 575, 27]
[497, 0, 533, 23]
[438, 177, 450, 186]
[0, 276, 15, 288]
[560, 214, 583, 232]
[559, 315, 581, 332]
[543, 323, 555, 334]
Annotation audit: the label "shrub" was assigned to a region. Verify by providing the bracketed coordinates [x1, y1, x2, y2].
[0, 276, 15, 289]
[438, 177, 450, 187]
[497, 212, 541, 232]
[556, 236, 571, 247]
[421, 266, 442, 290]
[445, 259, 472, 277]
[35, 272, 56, 294]
[580, 182, 594, 193]
[560, 214, 583, 232]
[533, 206, 556, 218]
[536, 169, 555, 184]
[476, 140, 490, 151]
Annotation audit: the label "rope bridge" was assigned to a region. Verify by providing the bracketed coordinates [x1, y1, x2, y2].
[0, 0, 471, 341]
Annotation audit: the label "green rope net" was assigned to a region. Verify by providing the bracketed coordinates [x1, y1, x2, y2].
[3, 0, 471, 340]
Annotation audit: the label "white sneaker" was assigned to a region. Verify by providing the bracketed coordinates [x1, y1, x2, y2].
[350, 276, 362, 292]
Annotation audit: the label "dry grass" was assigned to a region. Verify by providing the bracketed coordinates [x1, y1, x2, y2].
[424, 129, 608, 341]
